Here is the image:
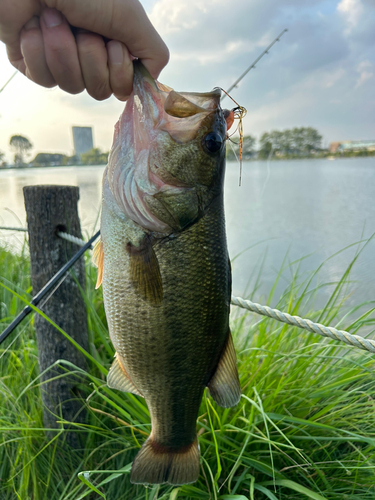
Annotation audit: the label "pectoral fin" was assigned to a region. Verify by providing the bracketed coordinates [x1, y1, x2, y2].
[92, 239, 104, 289]
[107, 353, 143, 397]
[207, 330, 241, 408]
[127, 237, 163, 305]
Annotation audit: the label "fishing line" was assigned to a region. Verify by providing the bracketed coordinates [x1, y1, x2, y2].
[221, 29, 288, 100]
[0, 71, 18, 94]
[259, 145, 274, 198]
[220, 29, 287, 185]
[228, 140, 240, 164]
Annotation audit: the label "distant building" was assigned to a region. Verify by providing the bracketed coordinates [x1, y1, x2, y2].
[329, 140, 375, 153]
[72, 127, 94, 156]
[329, 142, 341, 154]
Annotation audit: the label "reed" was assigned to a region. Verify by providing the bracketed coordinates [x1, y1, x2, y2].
[0, 240, 374, 500]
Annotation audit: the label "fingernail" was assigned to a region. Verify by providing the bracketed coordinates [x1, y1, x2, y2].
[43, 8, 63, 28]
[24, 16, 40, 31]
[108, 41, 124, 65]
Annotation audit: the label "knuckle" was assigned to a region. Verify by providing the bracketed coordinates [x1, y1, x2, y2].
[26, 68, 56, 89]
[61, 83, 85, 95]
[77, 32, 103, 57]
[84, 71, 111, 100]
[114, 93, 129, 102]
[44, 80, 57, 89]
[88, 82, 112, 101]
[110, 73, 132, 100]
[112, 82, 131, 101]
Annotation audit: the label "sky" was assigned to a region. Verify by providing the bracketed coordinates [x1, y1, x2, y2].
[0, 0, 374, 163]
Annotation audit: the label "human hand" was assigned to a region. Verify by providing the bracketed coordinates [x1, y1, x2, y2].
[0, 0, 169, 100]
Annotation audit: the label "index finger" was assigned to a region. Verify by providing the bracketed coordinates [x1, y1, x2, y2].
[0, 0, 42, 70]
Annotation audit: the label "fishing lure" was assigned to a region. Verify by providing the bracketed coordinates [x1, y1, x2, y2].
[221, 89, 247, 186]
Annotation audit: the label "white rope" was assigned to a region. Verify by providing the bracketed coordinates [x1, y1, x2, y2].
[0, 225, 87, 247]
[56, 231, 87, 247]
[231, 296, 375, 354]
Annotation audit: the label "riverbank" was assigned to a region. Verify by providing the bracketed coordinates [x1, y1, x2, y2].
[1, 243, 375, 499]
[2, 148, 375, 170]
[227, 150, 375, 161]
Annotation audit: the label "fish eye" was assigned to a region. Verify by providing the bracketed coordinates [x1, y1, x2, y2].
[204, 132, 223, 153]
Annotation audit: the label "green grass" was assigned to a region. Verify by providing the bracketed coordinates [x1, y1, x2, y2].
[0, 239, 375, 500]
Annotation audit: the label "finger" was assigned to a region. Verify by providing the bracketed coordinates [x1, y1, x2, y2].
[76, 30, 111, 101]
[40, 8, 85, 94]
[0, 0, 42, 69]
[45, 0, 169, 78]
[6, 44, 26, 74]
[20, 16, 56, 88]
[107, 40, 133, 101]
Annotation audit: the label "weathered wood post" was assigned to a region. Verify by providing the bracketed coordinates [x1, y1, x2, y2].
[23, 185, 89, 447]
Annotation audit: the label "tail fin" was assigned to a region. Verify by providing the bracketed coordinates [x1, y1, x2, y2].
[130, 437, 200, 485]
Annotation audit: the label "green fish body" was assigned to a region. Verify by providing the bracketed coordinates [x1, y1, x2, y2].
[95, 61, 241, 485]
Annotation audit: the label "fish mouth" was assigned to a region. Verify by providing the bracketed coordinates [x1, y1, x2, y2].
[127, 60, 223, 147]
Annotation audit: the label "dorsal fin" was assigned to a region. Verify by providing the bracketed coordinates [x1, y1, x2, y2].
[92, 239, 104, 289]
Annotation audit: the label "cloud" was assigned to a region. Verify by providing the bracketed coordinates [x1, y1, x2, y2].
[1, 0, 375, 162]
[337, 0, 364, 33]
[355, 60, 374, 88]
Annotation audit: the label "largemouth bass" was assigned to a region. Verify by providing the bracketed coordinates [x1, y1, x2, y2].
[93, 61, 241, 485]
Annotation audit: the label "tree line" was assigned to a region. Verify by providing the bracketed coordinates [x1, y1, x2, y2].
[0, 135, 109, 168]
[1, 127, 324, 167]
[227, 127, 323, 160]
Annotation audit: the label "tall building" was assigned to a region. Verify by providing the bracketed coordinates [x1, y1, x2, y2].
[72, 127, 94, 156]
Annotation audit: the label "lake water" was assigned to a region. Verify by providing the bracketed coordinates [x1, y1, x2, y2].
[0, 158, 374, 311]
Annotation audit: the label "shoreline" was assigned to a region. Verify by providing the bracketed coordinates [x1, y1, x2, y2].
[1, 154, 375, 171]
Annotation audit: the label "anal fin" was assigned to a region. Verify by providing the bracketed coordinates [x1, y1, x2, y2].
[207, 330, 241, 408]
[107, 353, 143, 397]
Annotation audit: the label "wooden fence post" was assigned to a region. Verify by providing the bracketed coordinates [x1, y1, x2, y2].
[23, 185, 89, 447]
